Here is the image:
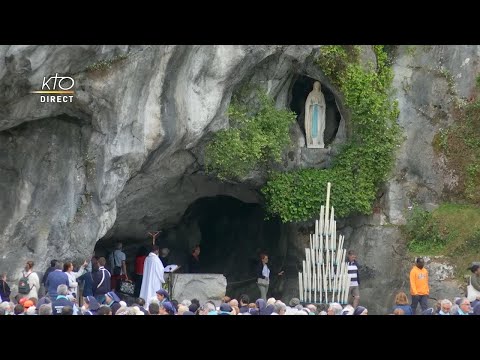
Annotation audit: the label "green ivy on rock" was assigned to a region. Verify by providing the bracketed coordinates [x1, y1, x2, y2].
[205, 89, 297, 180]
[262, 45, 400, 222]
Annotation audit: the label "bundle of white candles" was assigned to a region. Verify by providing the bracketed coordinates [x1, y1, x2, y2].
[298, 182, 350, 305]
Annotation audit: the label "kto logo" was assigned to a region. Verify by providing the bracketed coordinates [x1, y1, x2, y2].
[31, 73, 75, 103]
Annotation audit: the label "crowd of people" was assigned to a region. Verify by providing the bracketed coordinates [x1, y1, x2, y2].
[0, 244, 479, 315]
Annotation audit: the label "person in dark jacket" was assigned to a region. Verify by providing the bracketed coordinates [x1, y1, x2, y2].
[134, 246, 149, 297]
[256, 253, 284, 301]
[78, 270, 94, 297]
[187, 245, 201, 273]
[92, 257, 111, 304]
[45, 262, 69, 300]
[392, 291, 414, 315]
[52, 284, 74, 315]
[238, 294, 250, 314]
[0, 273, 11, 302]
[42, 259, 58, 288]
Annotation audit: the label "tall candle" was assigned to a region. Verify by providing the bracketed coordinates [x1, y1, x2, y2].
[336, 235, 343, 265]
[306, 250, 310, 276]
[320, 233, 323, 257]
[306, 251, 310, 292]
[308, 272, 312, 302]
[332, 217, 336, 249]
[335, 222, 338, 248]
[299, 272, 303, 302]
[318, 265, 321, 296]
[325, 182, 331, 217]
[325, 246, 330, 278]
[326, 261, 330, 293]
[319, 282, 322, 304]
[322, 263, 326, 291]
[333, 265, 337, 294]
[319, 205, 324, 235]
[303, 260, 307, 297]
[304, 278, 308, 304]
[330, 216, 333, 249]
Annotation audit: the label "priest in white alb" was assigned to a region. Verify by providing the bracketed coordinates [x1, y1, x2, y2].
[139, 245, 165, 306]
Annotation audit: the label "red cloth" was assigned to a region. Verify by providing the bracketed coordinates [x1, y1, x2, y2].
[135, 255, 147, 275]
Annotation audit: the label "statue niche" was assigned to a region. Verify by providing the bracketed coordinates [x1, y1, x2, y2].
[304, 81, 326, 148]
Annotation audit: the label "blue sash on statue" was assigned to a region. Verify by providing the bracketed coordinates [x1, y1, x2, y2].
[312, 104, 319, 137]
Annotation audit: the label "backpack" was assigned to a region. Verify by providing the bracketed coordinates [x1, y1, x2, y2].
[18, 272, 31, 294]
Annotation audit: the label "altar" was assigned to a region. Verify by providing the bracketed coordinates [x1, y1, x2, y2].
[165, 273, 227, 306]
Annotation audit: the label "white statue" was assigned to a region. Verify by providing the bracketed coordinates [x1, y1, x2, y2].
[305, 81, 326, 148]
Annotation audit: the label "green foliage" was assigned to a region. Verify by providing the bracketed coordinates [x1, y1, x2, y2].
[461, 228, 480, 254]
[405, 46, 416, 57]
[404, 203, 480, 279]
[433, 98, 480, 203]
[316, 45, 360, 84]
[432, 127, 450, 153]
[205, 90, 296, 180]
[262, 45, 401, 222]
[85, 54, 129, 72]
[405, 207, 447, 253]
[438, 67, 456, 96]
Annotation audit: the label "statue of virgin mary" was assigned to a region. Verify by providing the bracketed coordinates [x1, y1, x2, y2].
[305, 81, 326, 148]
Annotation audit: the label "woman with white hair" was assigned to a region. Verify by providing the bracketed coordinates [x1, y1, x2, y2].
[181, 299, 192, 307]
[438, 299, 452, 315]
[327, 303, 343, 315]
[0, 301, 12, 315]
[25, 306, 37, 315]
[265, 298, 276, 315]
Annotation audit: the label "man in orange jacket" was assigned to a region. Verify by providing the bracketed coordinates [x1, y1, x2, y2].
[410, 257, 429, 314]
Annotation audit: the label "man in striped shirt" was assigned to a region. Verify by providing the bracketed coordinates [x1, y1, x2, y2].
[347, 250, 360, 308]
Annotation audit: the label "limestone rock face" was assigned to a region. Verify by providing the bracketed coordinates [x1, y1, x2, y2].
[339, 46, 480, 313]
[0, 45, 324, 288]
[1, 45, 478, 312]
[386, 45, 480, 225]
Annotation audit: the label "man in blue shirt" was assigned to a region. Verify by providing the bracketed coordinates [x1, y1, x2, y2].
[45, 262, 69, 300]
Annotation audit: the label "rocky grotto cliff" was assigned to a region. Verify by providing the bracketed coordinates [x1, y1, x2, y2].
[1, 45, 479, 314]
